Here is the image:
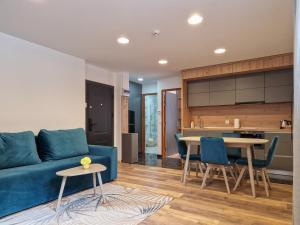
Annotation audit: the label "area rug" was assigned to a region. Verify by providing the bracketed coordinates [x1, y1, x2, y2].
[0, 183, 172, 225]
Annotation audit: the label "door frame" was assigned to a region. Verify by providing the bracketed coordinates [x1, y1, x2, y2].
[161, 88, 181, 158]
[141, 93, 157, 154]
[85, 80, 114, 145]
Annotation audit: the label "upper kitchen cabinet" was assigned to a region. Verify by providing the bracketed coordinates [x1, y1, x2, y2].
[209, 77, 236, 106]
[236, 73, 265, 103]
[265, 69, 293, 103]
[188, 80, 210, 106]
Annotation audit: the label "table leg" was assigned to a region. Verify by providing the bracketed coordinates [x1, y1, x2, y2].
[182, 141, 191, 184]
[93, 173, 97, 195]
[96, 172, 106, 203]
[56, 176, 67, 212]
[247, 145, 256, 198]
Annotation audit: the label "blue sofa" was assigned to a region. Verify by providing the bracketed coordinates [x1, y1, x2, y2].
[0, 128, 117, 218]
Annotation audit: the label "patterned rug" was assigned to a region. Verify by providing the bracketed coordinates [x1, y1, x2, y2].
[0, 183, 172, 225]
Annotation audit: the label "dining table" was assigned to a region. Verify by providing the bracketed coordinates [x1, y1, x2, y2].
[179, 136, 269, 198]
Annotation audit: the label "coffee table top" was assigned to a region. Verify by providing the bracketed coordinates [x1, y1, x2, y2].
[56, 163, 107, 177]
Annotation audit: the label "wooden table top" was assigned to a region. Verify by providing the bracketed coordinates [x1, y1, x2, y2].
[179, 136, 269, 145]
[56, 163, 107, 177]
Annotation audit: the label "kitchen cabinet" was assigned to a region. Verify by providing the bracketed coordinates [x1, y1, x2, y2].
[265, 69, 293, 103]
[209, 77, 235, 91]
[209, 77, 236, 106]
[188, 93, 209, 106]
[188, 80, 210, 107]
[236, 88, 265, 103]
[236, 73, 265, 89]
[265, 86, 293, 103]
[236, 73, 265, 103]
[210, 90, 235, 106]
[188, 80, 209, 93]
[264, 132, 293, 172]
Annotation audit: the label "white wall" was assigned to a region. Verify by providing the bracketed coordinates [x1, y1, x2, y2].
[86, 64, 129, 160]
[0, 32, 85, 134]
[142, 83, 157, 94]
[294, 1, 300, 223]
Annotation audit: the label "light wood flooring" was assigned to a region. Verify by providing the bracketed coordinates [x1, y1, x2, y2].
[113, 163, 293, 225]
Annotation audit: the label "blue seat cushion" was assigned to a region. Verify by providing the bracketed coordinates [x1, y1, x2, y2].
[236, 157, 267, 168]
[0, 155, 111, 218]
[0, 131, 41, 169]
[37, 128, 89, 161]
[181, 154, 201, 161]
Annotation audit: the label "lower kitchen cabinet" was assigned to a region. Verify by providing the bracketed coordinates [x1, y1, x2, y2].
[264, 132, 293, 172]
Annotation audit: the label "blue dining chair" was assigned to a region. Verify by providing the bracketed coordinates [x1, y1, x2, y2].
[222, 132, 242, 162]
[234, 137, 279, 197]
[174, 133, 203, 177]
[200, 137, 236, 194]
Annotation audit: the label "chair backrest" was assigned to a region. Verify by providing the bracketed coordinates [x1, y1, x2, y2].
[174, 133, 187, 156]
[200, 137, 229, 165]
[266, 136, 279, 167]
[222, 132, 242, 158]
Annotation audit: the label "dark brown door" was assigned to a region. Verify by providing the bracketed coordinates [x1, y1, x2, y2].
[86, 80, 114, 146]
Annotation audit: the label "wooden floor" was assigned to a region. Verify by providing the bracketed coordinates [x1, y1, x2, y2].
[113, 163, 293, 225]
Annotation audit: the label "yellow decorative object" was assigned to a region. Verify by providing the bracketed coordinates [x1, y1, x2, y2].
[80, 156, 92, 169]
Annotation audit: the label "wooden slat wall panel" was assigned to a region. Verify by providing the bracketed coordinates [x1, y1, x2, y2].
[182, 53, 293, 80]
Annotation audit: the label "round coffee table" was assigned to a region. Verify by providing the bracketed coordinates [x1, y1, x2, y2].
[55, 163, 107, 212]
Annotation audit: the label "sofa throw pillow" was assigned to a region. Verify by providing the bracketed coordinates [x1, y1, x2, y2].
[37, 128, 89, 161]
[0, 131, 41, 169]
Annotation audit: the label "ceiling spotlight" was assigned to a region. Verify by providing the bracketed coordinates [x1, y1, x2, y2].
[158, 59, 168, 65]
[138, 78, 144, 82]
[117, 36, 129, 45]
[188, 14, 203, 25]
[214, 48, 226, 54]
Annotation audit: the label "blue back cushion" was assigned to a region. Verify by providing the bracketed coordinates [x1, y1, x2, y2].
[174, 133, 187, 156]
[200, 137, 229, 165]
[37, 128, 89, 161]
[0, 131, 41, 169]
[222, 132, 242, 158]
[266, 136, 279, 167]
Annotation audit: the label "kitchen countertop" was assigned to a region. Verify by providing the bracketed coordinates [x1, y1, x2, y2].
[182, 127, 292, 133]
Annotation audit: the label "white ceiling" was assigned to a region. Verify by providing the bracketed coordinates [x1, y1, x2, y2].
[0, 0, 294, 82]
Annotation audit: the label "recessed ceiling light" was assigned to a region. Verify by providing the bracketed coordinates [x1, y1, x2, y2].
[158, 59, 168, 65]
[117, 36, 129, 45]
[188, 14, 203, 25]
[138, 78, 144, 82]
[214, 48, 226, 54]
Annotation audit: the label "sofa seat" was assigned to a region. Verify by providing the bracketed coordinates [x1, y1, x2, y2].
[0, 155, 111, 218]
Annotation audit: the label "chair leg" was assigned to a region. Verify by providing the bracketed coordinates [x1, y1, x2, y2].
[229, 167, 237, 182]
[181, 160, 185, 182]
[255, 169, 260, 186]
[201, 165, 211, 189]
[261, 169, 270, 197]
[233, 166, 247, 192]
[265, 169, 272, 190]
[188, 163, 191, 177]
[222, 166, 230, 194]
[199, 163, 204, 176]
[196, 163, 199, 177]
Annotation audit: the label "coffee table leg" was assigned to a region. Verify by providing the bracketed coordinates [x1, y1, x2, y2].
[93, 173, 97, 195]
[96, 172, 106, 203]
[56, 176, 67, 212]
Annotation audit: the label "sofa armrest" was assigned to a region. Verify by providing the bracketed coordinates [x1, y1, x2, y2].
[88, 145, 118, 180]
